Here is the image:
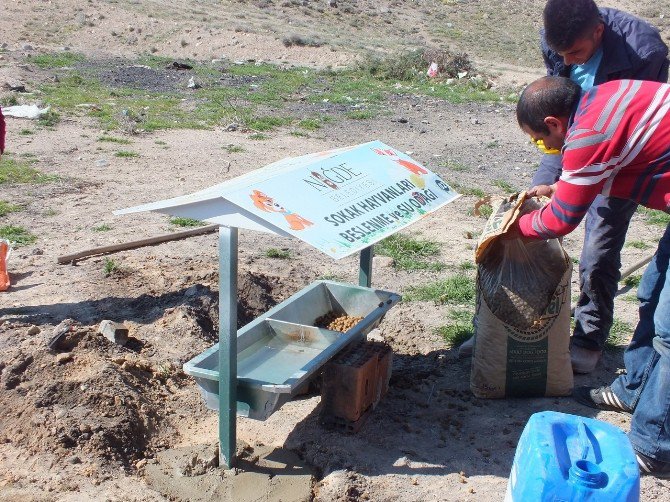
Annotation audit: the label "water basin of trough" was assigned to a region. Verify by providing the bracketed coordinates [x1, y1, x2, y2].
[237, 320, 341, 384]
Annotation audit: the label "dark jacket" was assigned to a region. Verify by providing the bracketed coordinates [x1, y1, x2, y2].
[541, 8, 669, 84]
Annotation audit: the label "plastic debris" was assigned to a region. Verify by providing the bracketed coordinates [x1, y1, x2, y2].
[0, 239, 11, 291]
[3, 104, 51, 119]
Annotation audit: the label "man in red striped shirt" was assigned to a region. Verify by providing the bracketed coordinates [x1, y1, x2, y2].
[515, 75, 670, 477]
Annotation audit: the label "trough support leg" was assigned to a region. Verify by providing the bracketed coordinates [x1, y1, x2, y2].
[218, 226, 238, 468]
[359, 245, 373, 288]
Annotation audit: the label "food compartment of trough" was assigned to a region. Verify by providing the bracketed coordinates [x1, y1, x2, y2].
[183, 280, 400, 420]
[267, 280, 398, 331]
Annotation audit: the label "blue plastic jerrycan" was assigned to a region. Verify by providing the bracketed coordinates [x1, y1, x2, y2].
[505, 411, 640, 501]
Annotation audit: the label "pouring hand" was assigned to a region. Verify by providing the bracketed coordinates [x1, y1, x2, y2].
[527, 183, 557, 198]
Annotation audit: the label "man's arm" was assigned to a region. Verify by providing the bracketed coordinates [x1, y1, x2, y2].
[531, 152, 563, 187]
[518, 178, 603, 239]
[518, 139, 608, 239]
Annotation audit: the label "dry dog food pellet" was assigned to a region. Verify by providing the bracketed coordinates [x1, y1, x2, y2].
[315, 312, 364, 332]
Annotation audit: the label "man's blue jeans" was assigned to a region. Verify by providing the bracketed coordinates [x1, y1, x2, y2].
[532, 155, 637, 351]
[611, 223, 670, 462]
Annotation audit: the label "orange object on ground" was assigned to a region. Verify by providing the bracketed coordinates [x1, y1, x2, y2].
[0, 239, 10, 291]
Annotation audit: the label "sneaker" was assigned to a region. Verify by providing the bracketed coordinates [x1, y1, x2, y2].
[458, 336, 474, 358]
[571, 345, 602, 374]
[573, 386, 631, 413]
[636, 451, 670, 478]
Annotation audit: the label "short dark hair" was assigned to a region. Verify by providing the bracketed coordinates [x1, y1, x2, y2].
[543, 0, 602, 52]
[516, 77, 581, 134]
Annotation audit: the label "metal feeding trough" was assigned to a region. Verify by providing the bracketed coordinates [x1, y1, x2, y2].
[115, 140, 460, 467]
[184, 280, 400, 420]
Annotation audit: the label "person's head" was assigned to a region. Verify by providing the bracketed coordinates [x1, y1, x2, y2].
[516, 76, 581, 151]
[544, 0, 604, 66]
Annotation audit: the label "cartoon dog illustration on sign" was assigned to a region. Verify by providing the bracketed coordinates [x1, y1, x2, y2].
[250, 190, 314, 231]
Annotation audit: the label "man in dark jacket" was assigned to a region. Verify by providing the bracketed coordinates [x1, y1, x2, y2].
[533, 0, 668, 373]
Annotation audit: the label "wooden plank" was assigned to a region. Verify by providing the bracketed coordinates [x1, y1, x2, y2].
[57, 224, 219, 264]
[620, 254, 654, 281]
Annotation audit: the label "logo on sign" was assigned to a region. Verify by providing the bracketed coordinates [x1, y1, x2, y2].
[303, 163, 364, 192]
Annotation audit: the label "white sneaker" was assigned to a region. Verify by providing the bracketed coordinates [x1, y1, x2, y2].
[571, 345, 602, 374]
[458, 336, 474, 358]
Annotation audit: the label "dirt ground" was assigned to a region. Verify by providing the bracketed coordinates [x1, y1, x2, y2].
[1, 0, 670, 500]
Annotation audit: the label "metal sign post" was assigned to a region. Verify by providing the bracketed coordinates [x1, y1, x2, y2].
[218, 226, 238, 468]
[359, 246, 373, 287]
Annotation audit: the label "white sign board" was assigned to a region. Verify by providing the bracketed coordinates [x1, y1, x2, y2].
[116, 140, 460, 259]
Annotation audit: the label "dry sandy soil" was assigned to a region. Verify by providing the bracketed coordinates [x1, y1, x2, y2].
[1, 0, 670, 500]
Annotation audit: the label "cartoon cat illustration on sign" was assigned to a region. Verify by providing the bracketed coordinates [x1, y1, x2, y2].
[249, 190, 314, 231]
[372, 148, 427, 188]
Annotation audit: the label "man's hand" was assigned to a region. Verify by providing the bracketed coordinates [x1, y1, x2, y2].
[527, 183, 557, 198]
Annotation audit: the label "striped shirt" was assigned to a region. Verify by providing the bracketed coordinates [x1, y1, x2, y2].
[519, 79, 670, 239]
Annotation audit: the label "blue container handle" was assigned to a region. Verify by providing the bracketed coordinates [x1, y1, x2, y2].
[570, 421, 607, 489]
[578, 421, 590, 460]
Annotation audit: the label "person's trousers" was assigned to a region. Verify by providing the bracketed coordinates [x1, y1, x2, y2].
[531, 155, 637, 351]
[611, 223, 670, 462]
